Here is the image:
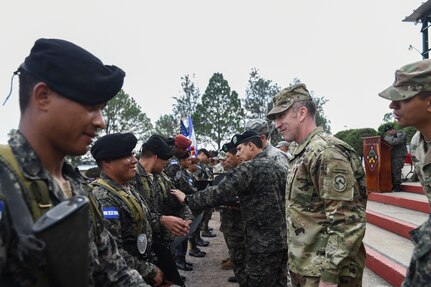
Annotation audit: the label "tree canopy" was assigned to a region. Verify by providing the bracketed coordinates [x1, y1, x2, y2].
[154, 114, 177, 138]
[193, 73, 245, 150]
[334, 128, 378, 157]
[102, 90, 153, 141]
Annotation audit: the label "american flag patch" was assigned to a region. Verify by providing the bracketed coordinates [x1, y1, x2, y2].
[102, 207, 119, 219]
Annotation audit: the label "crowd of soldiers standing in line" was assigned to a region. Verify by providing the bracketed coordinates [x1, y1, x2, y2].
[0, 37, 430, 287]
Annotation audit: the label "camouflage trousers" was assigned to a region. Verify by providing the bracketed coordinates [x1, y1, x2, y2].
[246, 250, 288, 287]
[201, 208, 213, 232]
[403, 215, 431, 287]
[290, 271, 362, 287]
[391, 156, 405, 186]
[223, 232, 247, 287]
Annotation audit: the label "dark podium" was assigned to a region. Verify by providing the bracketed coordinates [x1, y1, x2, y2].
[362, 136, 392, 193]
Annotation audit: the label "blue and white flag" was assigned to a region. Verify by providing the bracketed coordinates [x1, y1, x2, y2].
[180, 115, 198, 156]
[102, 207, 120, 219]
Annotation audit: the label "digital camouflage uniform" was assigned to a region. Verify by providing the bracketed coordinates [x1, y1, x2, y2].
[91, 173, 157, 283]
[265, 143, 289, 172]
[286, 127, 367, 286]
[403, 131, 431, 287]
[216, 169, 247, 287]
[194, 162, 214, 233]
[185, 149, 288, 287]
[0, 131, 149, 286]
[384, 130, 408, 188]
[134, 162, 193, 245]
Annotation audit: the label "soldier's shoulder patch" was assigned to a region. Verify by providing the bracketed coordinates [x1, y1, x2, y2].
[333, 174, 347, 192]
[171, 160, 178, 165]
[175, 171, 182, 180]
[102, 207, 119, 219]
[0, 200, 4, 220]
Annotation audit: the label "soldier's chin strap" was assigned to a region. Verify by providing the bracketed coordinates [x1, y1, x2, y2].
[2, 70, 20, 106]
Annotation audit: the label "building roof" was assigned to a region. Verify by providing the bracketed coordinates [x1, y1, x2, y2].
[404, 1, 431, 22]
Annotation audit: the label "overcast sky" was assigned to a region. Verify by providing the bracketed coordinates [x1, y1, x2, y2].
[0, 0, 426, 144]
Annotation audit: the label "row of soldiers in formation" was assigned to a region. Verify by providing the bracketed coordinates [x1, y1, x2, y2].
[0, 37, 430, 287]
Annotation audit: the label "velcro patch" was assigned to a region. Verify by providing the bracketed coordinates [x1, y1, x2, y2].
[103, 207, 119, 219]
[333, 174, 347, 192]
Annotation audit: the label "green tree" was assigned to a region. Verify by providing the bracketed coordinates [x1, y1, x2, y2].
[289, 78, 331, 133]
[334, 128, 378, 157]
[173, 74, 201, 119]
[244, 68, 280, 119]
[193, 73, 245, 150]
[103, 90, 153, 141]
[155, 114, 177, 138]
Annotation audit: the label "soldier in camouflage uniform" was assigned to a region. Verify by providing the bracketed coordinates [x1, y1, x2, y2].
[268, 83, 367, 287]
[172, 130, 288, 287]
[245, 118, 289, 171]
[379, 59, 431, 287]
[384, 124, 408, 192]
[90, 133, 163, 285]
[0, 39, 149, 286]
[218, 142, 247, 286]
[195, 148, 216, 238]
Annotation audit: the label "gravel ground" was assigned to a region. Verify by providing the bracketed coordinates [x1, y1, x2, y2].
[180, 212, 391, 287]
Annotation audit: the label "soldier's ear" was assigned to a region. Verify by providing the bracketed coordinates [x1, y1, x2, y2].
[32, 82, 52, 111]
[426, 97, 431, 113]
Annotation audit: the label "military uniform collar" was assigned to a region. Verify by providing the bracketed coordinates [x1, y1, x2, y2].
[100, 172, 129, 191]
[292, 127, 324, 157]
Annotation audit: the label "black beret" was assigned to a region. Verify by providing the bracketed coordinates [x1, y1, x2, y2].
[222, 142, 237, 154]
[141, 134, 174, 160]
[231, 130, 261, 147]
[198, 148, 211, 158]
[166, 137, 175, 147]
[20, 38, 125, 105]
[91, 133, 137, 161]
[384, 124, 394, 132]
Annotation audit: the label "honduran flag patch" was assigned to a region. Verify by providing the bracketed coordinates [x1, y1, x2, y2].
[102, 207, 119, 219]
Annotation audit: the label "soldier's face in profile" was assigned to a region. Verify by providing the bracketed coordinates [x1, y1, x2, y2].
[43, 88, 106, 156]
[153, 157, 167, 174]
[275, 108, 300, 143]
[236, 143, 253, 161]
[389, 95, 431, 128]
[106, 154, 137, 183]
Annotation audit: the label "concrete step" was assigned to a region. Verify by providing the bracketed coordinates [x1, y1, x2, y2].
[401, 182, 424, 194]
[364, 223, 413, 287]
[368, 191, 430, 213]
[366, 201, 427, 239]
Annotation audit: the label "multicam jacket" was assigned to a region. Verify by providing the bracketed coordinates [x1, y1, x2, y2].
[286, 127, 367, 284]
[91, 173, 157, 282]
[403, 131, 431, 287]
[0, 131, 148, 286]
[186, 149, 287, 253]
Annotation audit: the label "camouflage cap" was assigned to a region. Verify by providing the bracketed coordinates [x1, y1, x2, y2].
[245, 119, 268, 135]
[379, 59, 431, 101]
[267, 83, 312, 120]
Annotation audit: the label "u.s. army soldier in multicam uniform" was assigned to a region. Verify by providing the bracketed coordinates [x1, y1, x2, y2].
[172, 130, 288, 287]
[379, 59, 431, 287]
[0, 38, 149, 286]
[267, 83, 367, 287]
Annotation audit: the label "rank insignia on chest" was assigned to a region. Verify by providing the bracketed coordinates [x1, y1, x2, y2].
[333, 174, 347, 192]
[0, 200, 4, 220]
[102, 207, 120, 219]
